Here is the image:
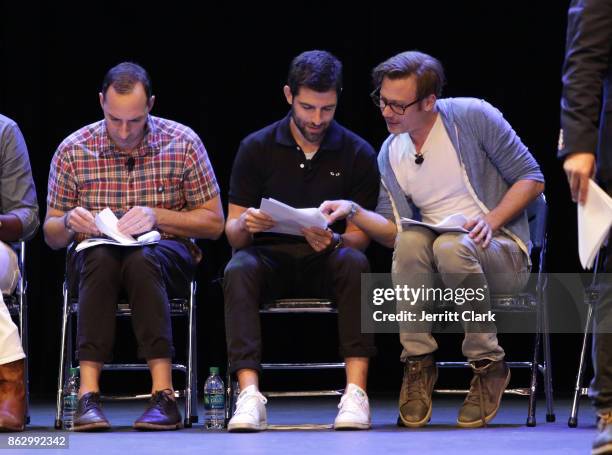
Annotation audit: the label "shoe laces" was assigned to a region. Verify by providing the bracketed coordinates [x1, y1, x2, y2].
[404, 362, 429, 403]
[234, 389, 267, 417]
[80, 392, 102, 412]
[598, 412, 612, 430]
[338, 389, 367, 415]
[464, 364, 490, 426]
[150, 389, 174, 409]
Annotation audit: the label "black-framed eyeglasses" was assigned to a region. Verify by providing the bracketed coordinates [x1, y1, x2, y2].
[370, 88, 423, 115]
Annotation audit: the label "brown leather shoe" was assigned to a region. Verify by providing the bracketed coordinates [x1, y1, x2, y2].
[457, 359, 510, 428]
[0, 359, 26, 432]
[73, 392, 111, 431]
[593, 412, 612, 455]
[397, 354, 438, 428]
[133, 390, 182, 431]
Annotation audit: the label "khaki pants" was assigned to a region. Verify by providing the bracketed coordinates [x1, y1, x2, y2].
[392, 227, 530, 362]
[0, 240, 24, 365]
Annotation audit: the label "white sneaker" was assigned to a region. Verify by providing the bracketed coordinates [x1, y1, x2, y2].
[227, 385, 267, 432]
[333, 383, 371, 430]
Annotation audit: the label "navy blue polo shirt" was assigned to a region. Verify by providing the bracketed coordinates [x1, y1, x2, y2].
[228, 112, 379, 235]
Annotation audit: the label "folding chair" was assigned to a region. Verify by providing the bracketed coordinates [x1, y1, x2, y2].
[3, 241, 29, 424]
[226, 298, 345, 422]
[432, 194, 554, 426]
[53, 245, 198, 429]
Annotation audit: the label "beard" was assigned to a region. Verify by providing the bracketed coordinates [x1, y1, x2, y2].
[291, 107, 330, 144]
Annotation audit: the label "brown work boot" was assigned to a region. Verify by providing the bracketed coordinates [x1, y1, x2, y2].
[457, 359, 510, 428]
[0, 359, 26, 432]
[397, 354, 438, 427]
[593, 411, 612, 455]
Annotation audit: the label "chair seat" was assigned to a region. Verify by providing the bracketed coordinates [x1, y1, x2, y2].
[434, 292, 537, 312]
[261, 298, 335, 313]
[68, 297, 190, 316]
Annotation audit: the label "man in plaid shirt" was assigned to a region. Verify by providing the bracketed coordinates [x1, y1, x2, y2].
[43, 62, 224, 431]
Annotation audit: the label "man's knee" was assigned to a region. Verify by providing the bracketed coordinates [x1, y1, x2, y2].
[329, 247, 370, 274]
[392, 229, 435, 271]
[122, 246, 161, 273]
[223, 248, 263, 289]
[432, 234, 477, 271]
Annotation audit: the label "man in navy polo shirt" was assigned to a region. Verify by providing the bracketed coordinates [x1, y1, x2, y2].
[224, 50, 379, 432]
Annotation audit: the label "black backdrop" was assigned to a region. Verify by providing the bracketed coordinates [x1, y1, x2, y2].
[0, 1, 585, 398]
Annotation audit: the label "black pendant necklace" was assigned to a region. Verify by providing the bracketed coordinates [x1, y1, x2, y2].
[415, 153, 424, 164]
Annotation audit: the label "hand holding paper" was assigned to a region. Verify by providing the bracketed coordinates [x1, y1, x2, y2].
[75, 208, 161, 252]
[259, 198, 328, 236]
[578, 179, 612, 269]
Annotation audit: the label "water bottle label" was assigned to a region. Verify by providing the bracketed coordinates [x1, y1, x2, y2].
[204, 393, 225, 410]
[63, 395, 78, 409]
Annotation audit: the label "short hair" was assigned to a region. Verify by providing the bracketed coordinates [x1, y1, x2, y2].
[101, 62, 152, 100]
[372, 51, 445, 99]
[287, 50, 343, 96]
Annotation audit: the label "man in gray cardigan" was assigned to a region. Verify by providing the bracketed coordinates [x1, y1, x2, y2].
[321, 51, 544, 428]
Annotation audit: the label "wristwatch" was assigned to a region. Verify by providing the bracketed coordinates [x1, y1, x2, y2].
[64, 212, 74, 233]
[333, 232, 344, 250]
[346, 202, 358, 220]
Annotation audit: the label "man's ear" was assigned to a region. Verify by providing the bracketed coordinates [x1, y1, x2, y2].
[99, 92, 104, 110]
[424, 94, 437, 112]
[283, 85, 293, 105]
[147, 95, 156, 112]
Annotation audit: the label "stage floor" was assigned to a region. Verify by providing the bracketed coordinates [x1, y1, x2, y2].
[6, 396, 597, 454]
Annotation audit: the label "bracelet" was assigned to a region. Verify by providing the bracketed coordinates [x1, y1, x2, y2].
[346, 202, 358, 220]
[63, 212, 74, 233]
[332, 232, 344, 250]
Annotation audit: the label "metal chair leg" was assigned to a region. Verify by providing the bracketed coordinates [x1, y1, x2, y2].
[542, 289, 555, 422]
[184, 280, 197, 427]
[225, 362, 232, 425]
[569, 303, 593, 428]
[18, 284, 30, 424]
[54, 283, 70, 429]
[191, 281, 198, 423]
[527, 329, 540, 427]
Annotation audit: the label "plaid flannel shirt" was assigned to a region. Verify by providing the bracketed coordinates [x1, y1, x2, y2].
[47, 115, 220, 251]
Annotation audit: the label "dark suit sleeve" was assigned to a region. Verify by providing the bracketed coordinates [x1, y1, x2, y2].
[559, 0, 612, 157]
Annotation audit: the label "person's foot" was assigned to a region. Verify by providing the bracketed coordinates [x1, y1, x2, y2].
[133, 389, 182, 431]
[457, 359, 510, 428]
[73, 392, 111, 431]
[0, 359, 26, 432]
[227, 385, 267, 432]
[334, 383, 371, 430]
[593, 411, 612, 455]
[397, 354, 437, 428]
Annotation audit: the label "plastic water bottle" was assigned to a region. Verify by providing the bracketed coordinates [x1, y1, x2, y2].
[62, 367, 79, 430]
[203, 367, 225, 429]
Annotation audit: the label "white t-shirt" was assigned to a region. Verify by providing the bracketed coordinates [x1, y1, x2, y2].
[389, 115, 484, 225]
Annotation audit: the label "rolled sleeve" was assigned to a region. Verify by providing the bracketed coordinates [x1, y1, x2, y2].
[0, 122, 39, 240]
[183, 138, 220, 208]
[47, 147, 78, 212]
[374, 181, 395, 221]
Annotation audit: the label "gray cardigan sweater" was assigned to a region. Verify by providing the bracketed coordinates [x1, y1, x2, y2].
[375, 97, 544, 256]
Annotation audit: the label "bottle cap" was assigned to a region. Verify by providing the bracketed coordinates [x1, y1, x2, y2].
[209, 367, 219, 375]
[69, 367, 79, 376]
